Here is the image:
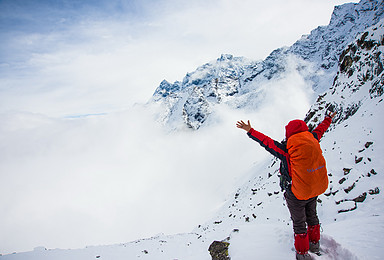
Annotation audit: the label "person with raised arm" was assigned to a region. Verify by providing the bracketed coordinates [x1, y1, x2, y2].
[236, 111, 336, 260]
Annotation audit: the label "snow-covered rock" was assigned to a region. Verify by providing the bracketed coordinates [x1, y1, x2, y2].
[152, 54, 254, 130]
[304, 18, 384, 130]
[151, 0, 384, 130]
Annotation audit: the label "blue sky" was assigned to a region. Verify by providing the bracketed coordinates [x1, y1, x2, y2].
[0, 0, 360, 255]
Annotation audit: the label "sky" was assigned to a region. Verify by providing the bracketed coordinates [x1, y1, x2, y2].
[0, 0, 360, 255]
[0, 0, 360, 117]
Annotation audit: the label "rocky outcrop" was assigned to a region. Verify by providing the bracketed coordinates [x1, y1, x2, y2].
[208, 241, 231, 260]
[304, 19, 384, 130]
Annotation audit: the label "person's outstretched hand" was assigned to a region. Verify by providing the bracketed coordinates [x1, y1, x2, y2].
[236, 120, 252, 132]
[329, 111, 336, 119]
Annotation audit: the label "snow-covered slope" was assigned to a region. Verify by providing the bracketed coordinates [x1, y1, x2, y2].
[152, 0, 384, 130]
[193, 19, 384, 259]
[288, 0, 384, 92]
[1, 1, 383, 260]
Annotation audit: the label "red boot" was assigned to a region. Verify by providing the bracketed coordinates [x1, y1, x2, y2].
[307, 224, 320, 254]
[294, 233, 311, 259]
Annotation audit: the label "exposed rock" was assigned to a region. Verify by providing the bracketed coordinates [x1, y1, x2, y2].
[344, 182, 356, 193]
[353, 192, 367, 203]
[339, 177, 347, 184]
[355, 156, 363, 164]
[338, 203, 357, 213]
[343, 168, 352, 175]
[365, 141, 374, 148]
[340, 55, 353, 73]
[208, 241, 231, 260]
[370, 169, 378, 175]
[369, 187, 380, 195]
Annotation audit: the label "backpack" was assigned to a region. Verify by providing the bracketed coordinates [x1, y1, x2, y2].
[287, 131, 328, 200]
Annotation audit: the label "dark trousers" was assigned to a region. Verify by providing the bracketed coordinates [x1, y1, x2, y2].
[284, 189, 319, 234]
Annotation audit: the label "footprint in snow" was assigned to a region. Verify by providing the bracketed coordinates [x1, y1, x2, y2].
[311, 235, 358, 260]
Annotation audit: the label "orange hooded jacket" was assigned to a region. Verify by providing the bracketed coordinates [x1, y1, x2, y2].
[286, 120, 328, 200]
[247, 117, 332, 200]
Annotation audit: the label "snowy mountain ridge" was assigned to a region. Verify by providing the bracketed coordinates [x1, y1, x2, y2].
[1, 1, 383, 260]
[152, 0, 384, 130]
[151, 54, 254, 130]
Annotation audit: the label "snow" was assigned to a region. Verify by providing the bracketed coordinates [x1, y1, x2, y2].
[1, 1, 384, 259]
[229, 224, 294, 259]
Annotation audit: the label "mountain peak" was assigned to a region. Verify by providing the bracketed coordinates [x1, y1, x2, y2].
[218, 54, 234, 61]
[151, 0, 384, 130]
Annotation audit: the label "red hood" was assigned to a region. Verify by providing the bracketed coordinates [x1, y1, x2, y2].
[285, 119, 309, 139]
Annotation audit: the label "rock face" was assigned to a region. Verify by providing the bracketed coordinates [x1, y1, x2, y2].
[208, 241, 231, 260]
[304, 19, 384, 130]
[151, 0, 384, 130]
[289, 0, 384, 92]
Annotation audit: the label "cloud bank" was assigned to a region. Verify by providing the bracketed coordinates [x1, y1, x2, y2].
[0, 60, 315, 254]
